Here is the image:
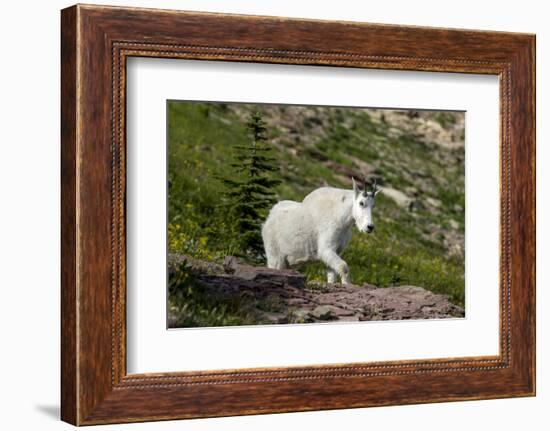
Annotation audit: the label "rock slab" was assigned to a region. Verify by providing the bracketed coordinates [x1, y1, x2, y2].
[169, 254, 464, 325]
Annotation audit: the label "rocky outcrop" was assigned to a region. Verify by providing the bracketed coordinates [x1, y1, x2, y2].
[168, 254, 464, 326]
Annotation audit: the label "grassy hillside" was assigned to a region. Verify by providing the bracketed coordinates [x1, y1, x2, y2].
[167, 101, 465, 317]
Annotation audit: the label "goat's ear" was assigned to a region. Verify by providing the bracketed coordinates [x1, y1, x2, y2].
[352, 177, 360, 197]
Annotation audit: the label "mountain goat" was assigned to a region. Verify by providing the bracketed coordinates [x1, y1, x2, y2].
[262, 178, 380, 284]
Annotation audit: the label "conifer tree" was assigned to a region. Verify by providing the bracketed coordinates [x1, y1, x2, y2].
[222, 111, 281, 261]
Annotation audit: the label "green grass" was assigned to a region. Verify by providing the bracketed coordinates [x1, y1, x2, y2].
[168, 261, 257, 327]
[167, 101, 465, 326]
[434, 112, 458, 128]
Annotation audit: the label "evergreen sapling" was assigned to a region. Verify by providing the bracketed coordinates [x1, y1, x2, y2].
[222, 111, 281, 262]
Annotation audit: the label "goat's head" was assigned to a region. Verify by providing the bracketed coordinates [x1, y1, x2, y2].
[351, 177, 381, 233]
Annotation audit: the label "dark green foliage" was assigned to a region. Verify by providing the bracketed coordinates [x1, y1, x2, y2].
[434, 111, 458, 128]
[168, 261, 255, 327]
[221, 111, 281, 262]
[168, 260, 196, 309]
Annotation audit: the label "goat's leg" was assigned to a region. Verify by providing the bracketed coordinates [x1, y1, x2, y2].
[275, 258, 288, 270]
[269, 255, 288, 270]
[320, 250, 350, 285]
[327, 269, 337, 284]
[266, 247, 287, 270]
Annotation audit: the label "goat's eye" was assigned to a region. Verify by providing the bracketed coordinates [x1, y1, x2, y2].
[359, 201, 365, 207]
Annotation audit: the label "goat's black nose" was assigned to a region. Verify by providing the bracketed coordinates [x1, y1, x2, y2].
[367, 225, 374, 233]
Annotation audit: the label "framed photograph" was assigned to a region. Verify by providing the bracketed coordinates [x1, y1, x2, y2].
[61, 4, 535, 425]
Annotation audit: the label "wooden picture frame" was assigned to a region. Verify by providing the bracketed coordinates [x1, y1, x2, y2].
[61, 4, 535, 425]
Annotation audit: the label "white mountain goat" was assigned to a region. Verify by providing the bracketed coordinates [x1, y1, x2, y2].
[262, 178, 380, 284]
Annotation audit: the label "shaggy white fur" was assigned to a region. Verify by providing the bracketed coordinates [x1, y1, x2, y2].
[262, 179, 379, 284]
